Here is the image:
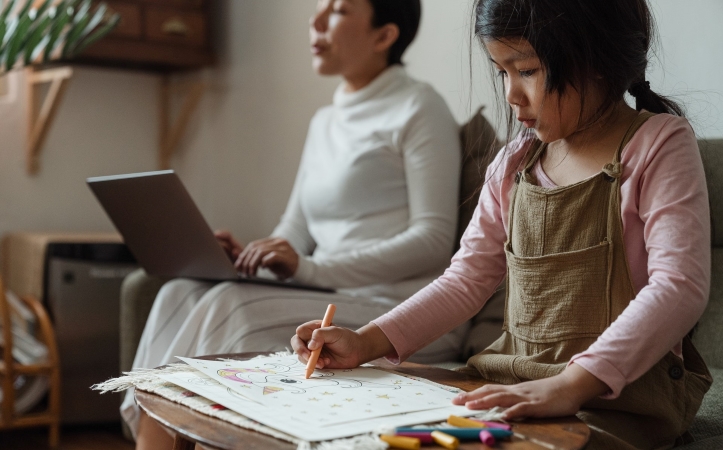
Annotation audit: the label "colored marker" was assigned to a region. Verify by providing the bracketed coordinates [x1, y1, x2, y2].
[480, 430, 496, 446]
[471, 420, 512, 431]
[448, 415, 488, 428]
[431, 431, 459, 450]
[380, 434, 420, 450]
[395, 427, 513, 440]
[393, 431, 435, 444]
[304, 304, 336, 379]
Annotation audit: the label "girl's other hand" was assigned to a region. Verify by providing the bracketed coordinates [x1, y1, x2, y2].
[452, 364, 609, 420]
[291, 322, 396, 370]
[215, 230, 244, 261]
[235, 237, 299, 279]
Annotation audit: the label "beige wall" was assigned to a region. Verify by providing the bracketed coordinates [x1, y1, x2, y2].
[0, 0, 720, 246]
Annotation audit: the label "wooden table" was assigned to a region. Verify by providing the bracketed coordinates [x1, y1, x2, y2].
[135, 353, 590, 450]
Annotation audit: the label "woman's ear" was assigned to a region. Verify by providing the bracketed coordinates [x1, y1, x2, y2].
[373, 23, 400, 54]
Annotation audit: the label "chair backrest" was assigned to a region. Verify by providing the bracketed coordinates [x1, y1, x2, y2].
[456, 107, 502, 251]
[695, 139, 723, 369]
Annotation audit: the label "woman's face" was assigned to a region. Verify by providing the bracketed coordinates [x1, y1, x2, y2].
[310, 0, 388, 77]
[485, 38, 587, 143]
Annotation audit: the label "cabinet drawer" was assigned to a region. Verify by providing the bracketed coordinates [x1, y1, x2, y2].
[140, 0, 204, 9]
[145, 7, 206, 48]
[106, 1, 142, 39]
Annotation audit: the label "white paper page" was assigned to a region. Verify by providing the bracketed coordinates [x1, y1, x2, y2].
[158, 370, 480, 442]
[178, 356, 466, 427]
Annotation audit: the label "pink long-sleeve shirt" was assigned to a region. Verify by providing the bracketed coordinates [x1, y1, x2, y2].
[372, 113, 711, 399]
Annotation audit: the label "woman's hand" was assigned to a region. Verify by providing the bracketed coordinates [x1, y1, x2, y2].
[235, 237, 299, 279]
[215, 230, 244, 261]
[452, 364, 609, 420]
[291, 323, 395, 370]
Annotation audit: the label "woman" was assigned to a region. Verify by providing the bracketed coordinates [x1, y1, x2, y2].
[126, 0, 467, 448]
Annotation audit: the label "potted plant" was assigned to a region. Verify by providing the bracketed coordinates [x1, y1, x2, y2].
[0, 0, 119, 74]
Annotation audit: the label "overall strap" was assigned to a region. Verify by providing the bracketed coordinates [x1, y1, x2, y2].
[522, 139, 546, 173]
[603, 112, 656, 180]
[603, 112, 656, 301]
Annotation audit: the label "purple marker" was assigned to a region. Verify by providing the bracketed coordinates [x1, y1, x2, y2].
[394, 431, 435, 444]
[480, 430, 496, 446]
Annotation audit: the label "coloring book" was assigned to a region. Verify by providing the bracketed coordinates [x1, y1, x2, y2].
[162, 355, 480, 441]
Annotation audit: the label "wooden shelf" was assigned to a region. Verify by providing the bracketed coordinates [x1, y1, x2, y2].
[25, 66, 74, 175]
[22, 0, 213, 174]
[75, 0, 214, 72]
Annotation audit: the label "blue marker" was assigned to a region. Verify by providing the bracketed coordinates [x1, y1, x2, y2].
[395, 427, 513, 440]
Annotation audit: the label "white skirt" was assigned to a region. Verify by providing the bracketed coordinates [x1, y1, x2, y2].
[120, 279, 470, 437]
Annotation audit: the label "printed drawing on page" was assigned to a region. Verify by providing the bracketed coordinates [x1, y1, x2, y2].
[177, 355, 465, 427]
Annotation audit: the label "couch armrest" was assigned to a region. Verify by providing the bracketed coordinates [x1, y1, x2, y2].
[119, 269, 171, 373]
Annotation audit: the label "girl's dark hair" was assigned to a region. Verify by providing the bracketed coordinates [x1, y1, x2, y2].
[475, 0, 683, 144]
[368, 0, 421, 66]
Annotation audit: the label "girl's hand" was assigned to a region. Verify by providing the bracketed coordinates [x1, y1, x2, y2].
[235, 237, 299, 279]
[291, 323, 395, 370]
[215, 230, 244, 261]
[452, 364, 609, 420]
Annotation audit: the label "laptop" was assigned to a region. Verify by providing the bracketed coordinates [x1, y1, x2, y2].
[87, 170, 333, 293]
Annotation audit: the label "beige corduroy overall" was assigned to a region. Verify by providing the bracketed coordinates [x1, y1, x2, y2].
[467, 113, 712, 449]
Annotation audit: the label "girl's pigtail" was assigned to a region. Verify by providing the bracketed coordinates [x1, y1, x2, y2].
[628, 80, 685, 117]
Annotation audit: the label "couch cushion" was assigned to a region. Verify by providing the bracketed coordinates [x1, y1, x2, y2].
[679, 436, 723, 450]
[699, 139, 723, 248]
[693, 247, 723, 369]
[690, 140, 723, 370]
[456, 107, 501, 251]
[685, 367, 723, 444]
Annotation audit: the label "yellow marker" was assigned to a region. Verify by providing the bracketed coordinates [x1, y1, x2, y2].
[447, 415, 486, 428]
[379, 435, 421, 450]
[431, 431, 459, 450]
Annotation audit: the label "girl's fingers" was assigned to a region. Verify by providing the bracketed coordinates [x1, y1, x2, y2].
[466, 391, 524, 410]
[290, 335, 310, 361]
[454, 384, 505, 403]
[502, 402, 534, 420]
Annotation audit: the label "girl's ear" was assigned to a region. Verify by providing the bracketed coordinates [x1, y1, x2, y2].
[373, 23, 400, 55]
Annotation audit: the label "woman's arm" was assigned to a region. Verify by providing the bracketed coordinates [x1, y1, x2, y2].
[293, 90, 461, 287]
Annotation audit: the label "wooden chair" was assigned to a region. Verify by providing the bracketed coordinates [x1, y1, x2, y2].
[0, 277, 61, 447]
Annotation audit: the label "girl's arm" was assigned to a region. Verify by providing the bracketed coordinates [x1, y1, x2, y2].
[569, 115, 710, 398]
[292, 89, 461, 288]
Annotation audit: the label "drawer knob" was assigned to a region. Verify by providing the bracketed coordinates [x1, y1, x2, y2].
[162, 17, 190, 36]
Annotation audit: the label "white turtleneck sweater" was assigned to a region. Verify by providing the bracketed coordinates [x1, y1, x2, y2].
[271, 66, 461, 300]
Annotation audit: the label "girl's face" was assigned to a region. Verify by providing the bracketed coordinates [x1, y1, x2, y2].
[310, 0, 389, 78]
[485, 38, 586, 143]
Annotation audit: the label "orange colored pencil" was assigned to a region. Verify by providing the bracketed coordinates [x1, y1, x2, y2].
[304, 304, 336, 379]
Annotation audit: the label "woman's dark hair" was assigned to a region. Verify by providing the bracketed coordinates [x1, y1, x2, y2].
[368, 0, 421, 66]
[475, 0, 684, 144]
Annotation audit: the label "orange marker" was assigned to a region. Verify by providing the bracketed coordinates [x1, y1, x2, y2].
[380, 434, 421, 449]
[304, 304, 336, 379]
[448, 415, 487, 428]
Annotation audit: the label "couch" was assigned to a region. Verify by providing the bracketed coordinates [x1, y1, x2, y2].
[118, 111, 722, 448]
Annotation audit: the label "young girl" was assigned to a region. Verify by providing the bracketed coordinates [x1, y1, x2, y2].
[292, 0, 713, 448]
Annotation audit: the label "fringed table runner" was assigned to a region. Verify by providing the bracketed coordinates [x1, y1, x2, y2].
[93, 353, 505, 450]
